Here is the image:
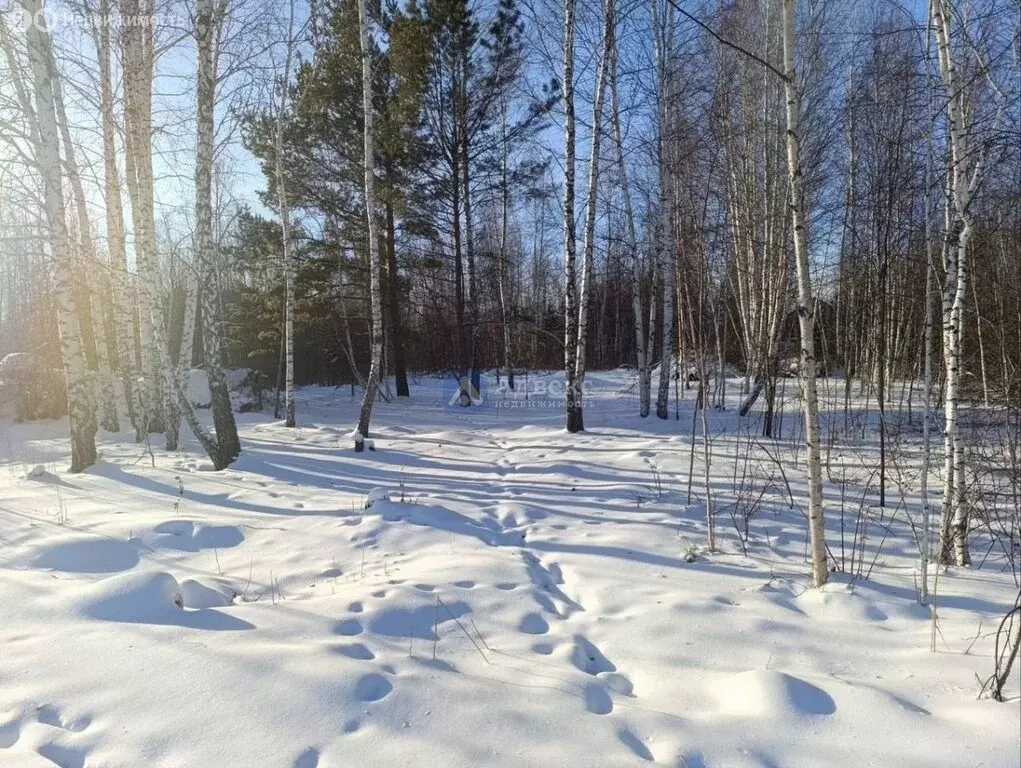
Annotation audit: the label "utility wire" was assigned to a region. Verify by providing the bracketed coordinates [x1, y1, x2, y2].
[662, 0, 790, 82]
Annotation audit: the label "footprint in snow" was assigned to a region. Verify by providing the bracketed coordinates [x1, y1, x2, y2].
[333, 643, 375, 660]
[333, 619, 364, 636]
[293, 747, 320, 768]
[617, 728, 654, 761]
[36, 704, 91, 732]
[583, 683, 613, 715]
[37, 742, 89, 768]
[354, 673, 393, 702]
[519, 612, 550, 635]
[0, 717, 20, 749]
[571, 636, 615, 675]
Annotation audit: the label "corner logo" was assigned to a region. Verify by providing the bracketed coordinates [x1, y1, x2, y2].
[0, 3, 34, 32]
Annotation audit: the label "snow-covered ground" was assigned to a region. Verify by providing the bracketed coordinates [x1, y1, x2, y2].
[0, 371, 1017, 767]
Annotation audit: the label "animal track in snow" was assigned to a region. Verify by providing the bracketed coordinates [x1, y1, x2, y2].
[617, 727, 654, 761]
[333, 619, 364, 636]
[293, 747, 320, 768]
[354, 673, 393, 702]
[333, 642, 375, 660]
[518, 612, 550, 635]
[0, 716, 20, 749]
[36, 704, 91, 732]
[522, 552, 583, 618]
[570, 636, 615, 675]
[583, 683, 613, 715]
[37, 742, 88, 768]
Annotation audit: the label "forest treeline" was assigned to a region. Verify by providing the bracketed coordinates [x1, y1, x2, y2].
[0, 0, 1018, 595]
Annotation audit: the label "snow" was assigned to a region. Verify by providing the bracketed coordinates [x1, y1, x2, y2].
[0, 371, 1017, 767]
[186, 368, 212, 408]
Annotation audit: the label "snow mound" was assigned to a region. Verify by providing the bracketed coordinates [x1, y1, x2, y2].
[74, 571, 253, 630]
[716, 669, 836, 718]
[492, 500, 548, 527]
[151, 520, 245, 551]
[364, 488, 390, 508]
[78, 571, 185, 622]
[180, 578, 236, 608]
[795, 582, 889, 622]
[32, 537, 140, 574]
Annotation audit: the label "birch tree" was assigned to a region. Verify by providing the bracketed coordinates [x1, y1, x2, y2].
[607, 12, 650, 417]
[572, 0, 613, 432]
[122, 0, 178, 448]
[353, 0, 383, 448]
[275, 0, 298, 428]
[194, 0, 241, 467]
[91, 0, 138, 433]
[44, 39, 119, 434]
[782, 0, 827, 587]
[562, 0, 580, 433]
[20, 0, 98, 471]
[931, 0, 989, 567]
[652, 1, 676, 421]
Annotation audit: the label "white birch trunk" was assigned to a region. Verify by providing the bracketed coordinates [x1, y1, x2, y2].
[654, 1, 675, 420]
[919, 70, 938, 602]
[573, 0, 612, 430]
[123, 0, 178, 449]
[192, 0, 241, 468]
[562, 0, 581, 433]
[21, 0, 98, 471]
[782, 0, 827, 588]
[178, 270, 197, 387]
[46, 45, 119, 434]
[276, 13, 297, 429]
[931, 0, 989, 567]
[354, 0, 383, 447]
[609, 27, 649, 418]
[498, 99, 514, 390]
[96, 0, 138, 432]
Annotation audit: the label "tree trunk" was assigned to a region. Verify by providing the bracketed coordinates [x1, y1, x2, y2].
[498, 99, 514, 391]
[22, 0, 98, 472]
[654, 1, 675, 420]
[276, 9, 297, 428]
[932, 0, 989, 567]
[562, 0, 581, 433]
[573, 0, 613, 431]
[195, 0, 241, 468]
[354, 0, 383, 447]
[97, 3, 138, 431]
[782, 0, 827, 588]
[384, 202, 409, 397]
[47, 44, 119, 434]
[123, 0, 175, 448]
[609, 30, 648, 417]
